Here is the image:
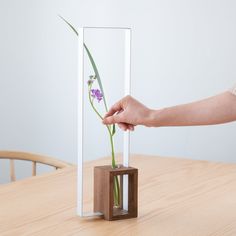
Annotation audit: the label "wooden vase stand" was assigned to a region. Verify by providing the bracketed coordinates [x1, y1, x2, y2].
[94, 165, 138, 221]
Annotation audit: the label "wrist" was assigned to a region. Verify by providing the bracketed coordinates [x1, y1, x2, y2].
[144, 109, 164, 127]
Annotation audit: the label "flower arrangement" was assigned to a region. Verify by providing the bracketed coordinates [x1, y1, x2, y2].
[60, 16, 120, 207]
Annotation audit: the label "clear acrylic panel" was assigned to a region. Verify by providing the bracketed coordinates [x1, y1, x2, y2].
[77, 27, 131, 217]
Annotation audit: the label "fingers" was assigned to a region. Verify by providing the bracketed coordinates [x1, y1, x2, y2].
[128, 124, 135, 131]
[104, 101, 123, 118]
[103, 113, 122, 125]
[118, 123, 135, 131]
[103, 96, 135, 130]
[118, 123, 127, 130]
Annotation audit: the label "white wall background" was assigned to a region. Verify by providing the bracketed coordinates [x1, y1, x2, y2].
[0, 0, 236, 182]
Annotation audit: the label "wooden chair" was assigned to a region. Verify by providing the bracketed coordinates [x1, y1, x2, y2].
[0, 151, 72, 182]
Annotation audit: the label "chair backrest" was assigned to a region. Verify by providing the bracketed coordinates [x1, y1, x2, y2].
[0, 151, 72, 182]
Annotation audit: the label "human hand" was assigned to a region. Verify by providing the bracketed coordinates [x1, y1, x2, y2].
[103, 95, 153, 131]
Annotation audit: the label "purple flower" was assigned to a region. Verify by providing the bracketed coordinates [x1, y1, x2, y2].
[91, 89, 103, 102]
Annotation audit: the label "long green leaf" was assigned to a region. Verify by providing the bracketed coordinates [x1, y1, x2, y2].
[112, 124, 116, 136]
[59, 15, 108, 112]
[58, 15, 78, 36]
[83, 44, 108, 111]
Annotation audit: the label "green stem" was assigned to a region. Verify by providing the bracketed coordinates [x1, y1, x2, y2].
[88, 84, 120, 206]
[88, 86, 103, 120]
[109, 126, 120, 206]
[88, 85, 112, 137]
[109, 130, 115, 168]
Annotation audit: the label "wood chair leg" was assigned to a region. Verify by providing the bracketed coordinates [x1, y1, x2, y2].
[10, 159, 16, 182]
[32, 161, 36, 176]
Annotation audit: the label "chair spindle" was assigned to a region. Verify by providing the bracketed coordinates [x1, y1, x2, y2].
[10, 159, 16, 182]
[32, 161, 36, 176]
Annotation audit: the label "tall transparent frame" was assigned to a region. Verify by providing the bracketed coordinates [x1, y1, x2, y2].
[77, 27, 131, 217]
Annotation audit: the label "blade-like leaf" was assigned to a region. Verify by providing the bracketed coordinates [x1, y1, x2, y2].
[112, 124, 116, 136]
[58, 15, 78, 36]
[83, 44, 108, 111]
[59, 15, 108, 112]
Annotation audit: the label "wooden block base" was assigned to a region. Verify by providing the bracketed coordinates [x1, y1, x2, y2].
[94, 165, 138, 221]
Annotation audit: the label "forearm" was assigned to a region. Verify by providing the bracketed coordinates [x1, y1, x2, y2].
[148, 91, 236, 127]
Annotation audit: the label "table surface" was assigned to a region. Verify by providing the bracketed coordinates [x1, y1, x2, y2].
[1, 154, 236, 236]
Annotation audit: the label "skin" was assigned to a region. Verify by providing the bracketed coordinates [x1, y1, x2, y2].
[102, 91, 236, 131]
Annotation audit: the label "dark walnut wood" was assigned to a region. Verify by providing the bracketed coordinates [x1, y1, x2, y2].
[94, 165, 138, 221]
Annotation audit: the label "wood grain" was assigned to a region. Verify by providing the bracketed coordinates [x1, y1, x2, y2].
[1, 154, 236, 236]
[94, 165, 138, 220]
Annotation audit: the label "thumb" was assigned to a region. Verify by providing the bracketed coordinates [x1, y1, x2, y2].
[103, 114, 122, 125]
